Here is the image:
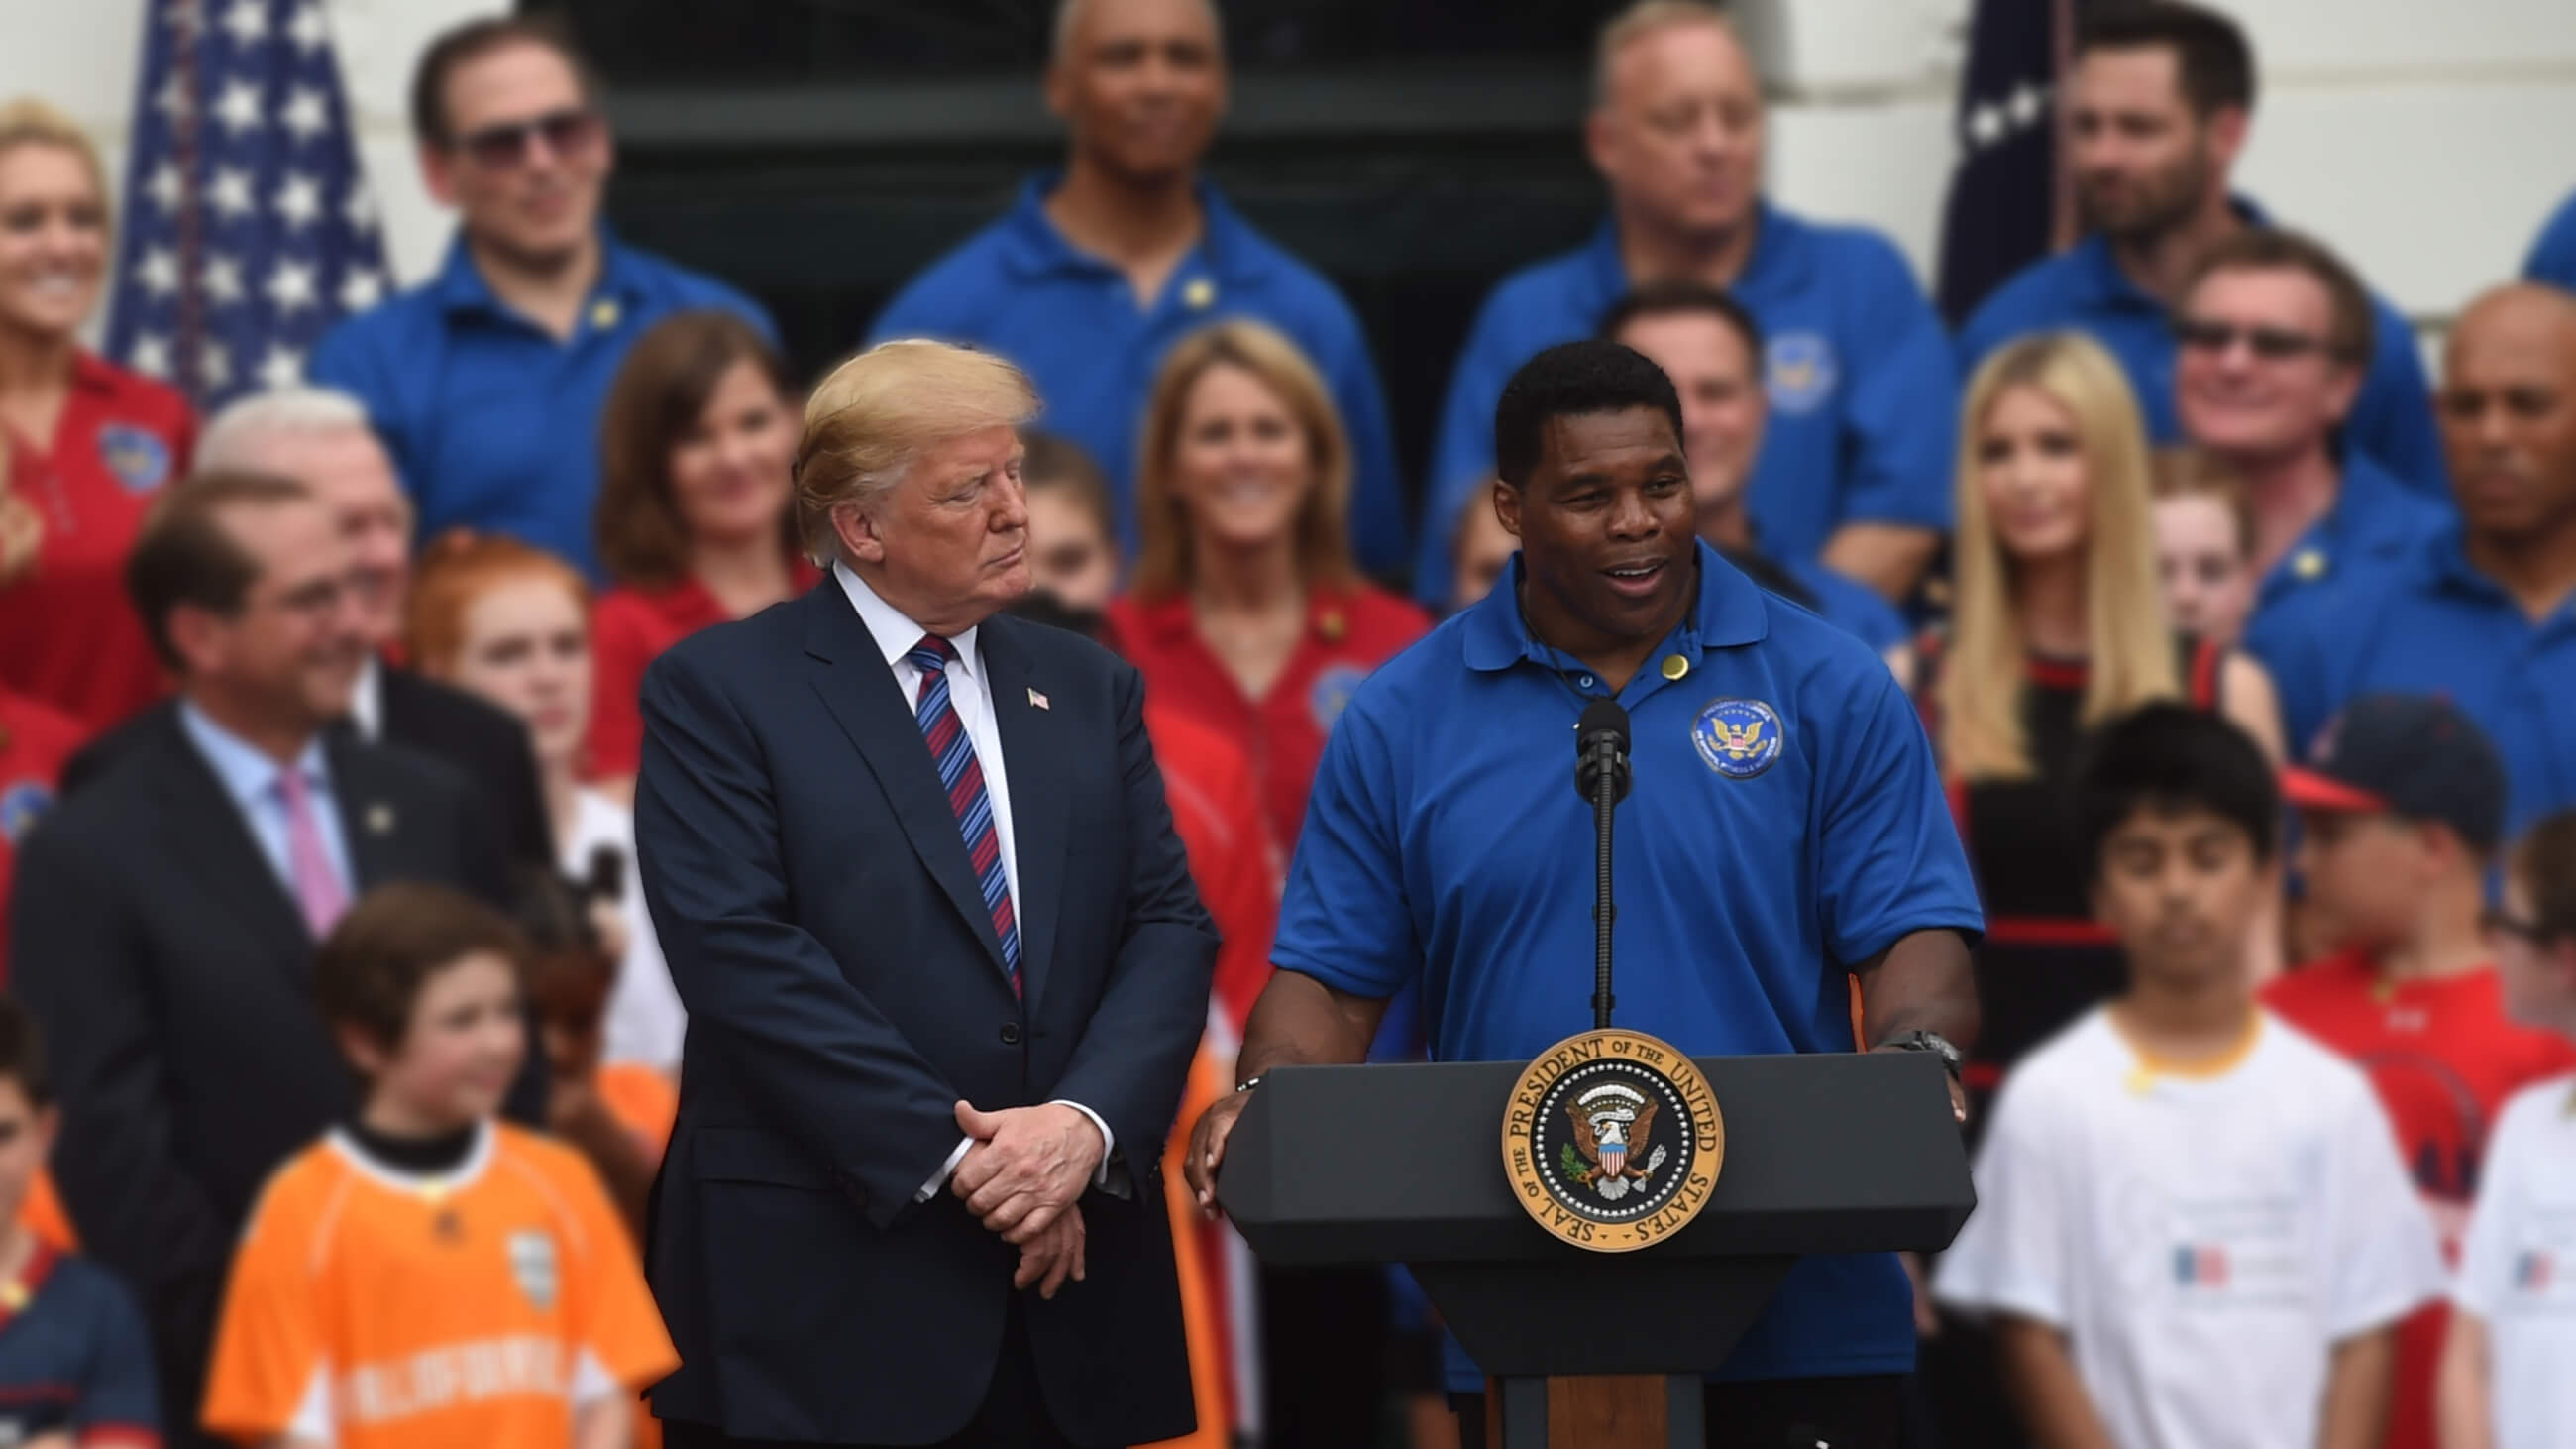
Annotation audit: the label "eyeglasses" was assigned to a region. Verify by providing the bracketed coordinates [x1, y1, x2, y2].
[452, 108, 603, 170]
[2481, 906, 2556, 947]
[2173, 318, 2337, 362]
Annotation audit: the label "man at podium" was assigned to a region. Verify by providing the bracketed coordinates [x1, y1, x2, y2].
[1188, 341, 1985, 1447]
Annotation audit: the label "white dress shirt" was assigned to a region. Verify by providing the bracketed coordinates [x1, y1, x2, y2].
[831, 564, 1116, 1202]
[178, 702, 355, 905]
[564, 789, 686, 1073]
[348, 653, 384, 741]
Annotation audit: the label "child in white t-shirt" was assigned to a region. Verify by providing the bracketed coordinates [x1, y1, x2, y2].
[2439, 807, 2576, 1449]
[1936, 705, 2444, 1449]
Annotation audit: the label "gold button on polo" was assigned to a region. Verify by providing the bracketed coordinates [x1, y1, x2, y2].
[1661, 654, 1690, 681]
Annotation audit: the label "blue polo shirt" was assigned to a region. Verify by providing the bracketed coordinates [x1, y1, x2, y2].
[1955, 200, 2447, 497]
[1784, 556, 1909, 653]
[2245, 452, 2453, 625]
[2526, 186, 2576, 292]
[0, 1245, 160, 1446]
[308, 231, 775, 579]
[1276, 540, 1985, 1387]
[869, 175, 1408, 577]
[2247, 528, 2576, 834]
[1415, 204, 1959, 607]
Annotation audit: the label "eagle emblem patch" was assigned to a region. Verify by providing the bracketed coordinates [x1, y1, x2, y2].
[1692, 698, 1783, 778]
[1502, 1029, 1723, 1253]
[96, 423, 173, 494]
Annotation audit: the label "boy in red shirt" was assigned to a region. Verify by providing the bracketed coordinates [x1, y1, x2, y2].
[2264, 694, 2576, 1449]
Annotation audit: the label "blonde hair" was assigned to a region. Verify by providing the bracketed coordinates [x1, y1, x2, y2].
[793, 340, 1039, 562]
[0, 98, 109, 226]
[1130, 318, 1359, 599]
[1594, 0, 1742, 107]
[1940, 332, 2179, 781]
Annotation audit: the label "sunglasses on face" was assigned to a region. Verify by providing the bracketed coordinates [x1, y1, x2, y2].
[2173, 318, 2335, 362]
[452, 108, 602, 169]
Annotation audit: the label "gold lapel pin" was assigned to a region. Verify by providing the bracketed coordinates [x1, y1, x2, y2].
[1660, 654, 1690, 681]
[1182, 278, 1216, 310]
[590, 297, 622, 330]
[366, 803, 396, 835]
[2292, 548, 2326, 581]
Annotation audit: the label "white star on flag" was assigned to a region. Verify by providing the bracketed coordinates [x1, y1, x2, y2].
[2008, 82, 2046, 127]
[266, 258, 318, 316]
[137, 246, 179, 297]
[220, 0, 268, 48]
[280, 86, 329, 144]
[1968, 102, 2007, 148]
[204, 252, 245, 305]
[338, 267, 384, 312]
[130, 333, 172, 378]
[155, 74, 193, 124]
[208, 166, 256, 221]
[212, 78, 265, 137]
[198, 340, 233, 390]
[273, 172, 321, 229]
[343, 188, 376, 232]
[257, 342, 304, 390]
[286, 1, 329, 54]
[143, 161, 183, 214]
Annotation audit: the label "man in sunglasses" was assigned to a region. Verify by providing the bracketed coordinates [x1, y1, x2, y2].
[1955, 1, 2446, 496]
[308, 15, 776, 581]
[2175, 228, 2449, 639]
[2250, 282, 2576, 842]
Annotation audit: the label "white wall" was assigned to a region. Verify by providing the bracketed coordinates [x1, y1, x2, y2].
[7, 0, 2570, 342]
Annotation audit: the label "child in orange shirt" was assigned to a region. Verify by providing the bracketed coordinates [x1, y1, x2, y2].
[202, 884, 677, 1449]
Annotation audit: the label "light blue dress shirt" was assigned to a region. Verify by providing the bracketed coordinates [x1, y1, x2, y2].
[178, 702, 353, 906]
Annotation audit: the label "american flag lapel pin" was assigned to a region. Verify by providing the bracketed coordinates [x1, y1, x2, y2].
[1027, 687, 1050, 711]
[365, 803, 396, 835]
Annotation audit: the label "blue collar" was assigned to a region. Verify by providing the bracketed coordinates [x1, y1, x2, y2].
[1460, 539, 1771, 674]
[1584, 198, 1807, 309]
[433, 227, 644, 319]
[2418, 529, 2576, 628]
[999, 171, 1258, 284]
[177, 700, 331, 812]
[2069, 193, 2276, 312]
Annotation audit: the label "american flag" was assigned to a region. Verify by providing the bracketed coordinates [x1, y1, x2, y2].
[104, 0, 390, 413]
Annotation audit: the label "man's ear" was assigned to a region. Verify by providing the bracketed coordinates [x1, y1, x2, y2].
[1492, 478, 1524, 541]
[2203, 105, 2250, 177]
[165, 603, 228, 680]
[420, 142, 459, 208]
[831, 502, 888, 566]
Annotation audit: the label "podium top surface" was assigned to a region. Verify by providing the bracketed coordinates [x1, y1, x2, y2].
[1216, 1051, 1974, 1267]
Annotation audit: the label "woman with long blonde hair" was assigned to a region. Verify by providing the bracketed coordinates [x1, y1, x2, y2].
[1916, 332, 2283, 1108]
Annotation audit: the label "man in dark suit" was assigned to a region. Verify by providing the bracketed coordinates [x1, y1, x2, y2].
[636, 340, 1217, 1449]
[10, 472, 524, 1449]
[63, 388, 555, 875]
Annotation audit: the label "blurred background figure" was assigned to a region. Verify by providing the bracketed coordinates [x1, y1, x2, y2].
[1447, 483, 1518, 616]
[2148, 446, 2258, 647]
[1957, 2, 2445, 493]
[871, 0, 1409, 578]
[1019, 429, 1125, 615]
[0, 98, 191, 732]
[513, 866, 675, 1239]
[309, 16, 775, 580]
[0, 679, 80, 987]
[409, 531, 683, 1079]
[1420, 0, 1957, 607]
[2530, 185, 2576, 292]
[587, 310, 812, 801]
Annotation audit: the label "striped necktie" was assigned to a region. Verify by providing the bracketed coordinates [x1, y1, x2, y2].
[907, 635, 1020, 995]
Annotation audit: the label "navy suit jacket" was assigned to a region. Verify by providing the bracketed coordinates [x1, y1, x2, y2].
[634, 580, 1216, 1446]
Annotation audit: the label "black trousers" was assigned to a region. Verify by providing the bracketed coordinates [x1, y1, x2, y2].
[663, 1293, 1074, 1449]
[1450, 1374, 1904, 1449]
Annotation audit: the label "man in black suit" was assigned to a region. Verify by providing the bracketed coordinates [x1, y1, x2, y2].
[63, 388, 554, 874]
[10, 472, 524, 1449]
[636, 340, 1217, 1448]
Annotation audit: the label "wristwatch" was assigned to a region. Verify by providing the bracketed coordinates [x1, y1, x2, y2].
[1233, 1074, 1266, 1095]
[1883, 1030, 1964, 1081]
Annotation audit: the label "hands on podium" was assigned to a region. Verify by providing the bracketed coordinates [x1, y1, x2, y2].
[1186, 971, 1394, 1220]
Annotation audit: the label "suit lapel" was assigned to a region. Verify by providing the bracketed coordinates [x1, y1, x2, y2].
[978, 618, 1065, 1011]
[801, 586, 1011, 984]
[144, 709, 315, 976]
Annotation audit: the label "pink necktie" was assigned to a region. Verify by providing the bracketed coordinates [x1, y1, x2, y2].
[275, 768, 348, 938]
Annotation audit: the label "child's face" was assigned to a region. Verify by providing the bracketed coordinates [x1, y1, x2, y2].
[529, 951, 613, 1083]
[2151, 495, 2253, 647]
[368, 952, 527, 1128]
[1024, 487, 1119, 613]
[2093, 803, 2275, 986]
[0, 1080, 55, 1227]
[2294, 808, 2436, 955]
[2493, 874, 2576, 1033]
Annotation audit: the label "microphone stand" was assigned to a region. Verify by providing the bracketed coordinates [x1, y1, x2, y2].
[1591, 756, 1618, 1029]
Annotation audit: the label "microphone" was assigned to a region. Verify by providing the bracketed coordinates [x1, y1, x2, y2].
[1572, 700, 1632, 1029]
[1573, 699, 1632, 805]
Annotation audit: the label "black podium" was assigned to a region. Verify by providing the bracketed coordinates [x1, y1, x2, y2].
[1217, 1050, 1975, 1448]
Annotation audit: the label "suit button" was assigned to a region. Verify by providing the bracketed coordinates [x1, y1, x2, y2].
[1000, 1022, 1022, 1046]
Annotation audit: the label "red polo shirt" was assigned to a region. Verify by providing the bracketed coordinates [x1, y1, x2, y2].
[0, 353, 192, 730]
[1145, 701, 1278, 1037]
[1106, 584, 1428, 854]
[0, 689, 86, 986]
[587, 558, 822, 779]
[2263, 951, 2576, 1449]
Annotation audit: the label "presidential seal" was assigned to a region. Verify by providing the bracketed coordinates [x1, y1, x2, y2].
[1501, 1029, 1723, 1253]
[1691, 697, 1784, 779]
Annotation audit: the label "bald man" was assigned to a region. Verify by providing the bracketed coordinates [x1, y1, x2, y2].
[2250, 283, 2576, 835]
[869, 0, 1409, 577]
[1416, 0, 1957, 608]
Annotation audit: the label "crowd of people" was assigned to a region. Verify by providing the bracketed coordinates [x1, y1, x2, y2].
[0, 0, 2573, 1445]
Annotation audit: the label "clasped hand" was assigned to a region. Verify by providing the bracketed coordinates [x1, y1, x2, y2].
[951, 1100, 1103, 1298]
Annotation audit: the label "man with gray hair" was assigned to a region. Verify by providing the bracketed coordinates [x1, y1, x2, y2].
[69, 388, 553, 875]
[868, 0, 1411, 578]
[637, 339, 1215, 1447]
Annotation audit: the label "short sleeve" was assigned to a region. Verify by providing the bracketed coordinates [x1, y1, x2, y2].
[2452, 1095, 2536, 1319]
[1268, 702, 1418, 999]
[72, 1266, 161, 1444]
[1831, 242, 1960, 531]
[1813, 667, 1985, 966]
[560, 1155, 679, 1394]
[2324, 1081, 2448, 1340]
[199, 1180, 326, 1442]
[1933, 1079, 2071, 1326]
